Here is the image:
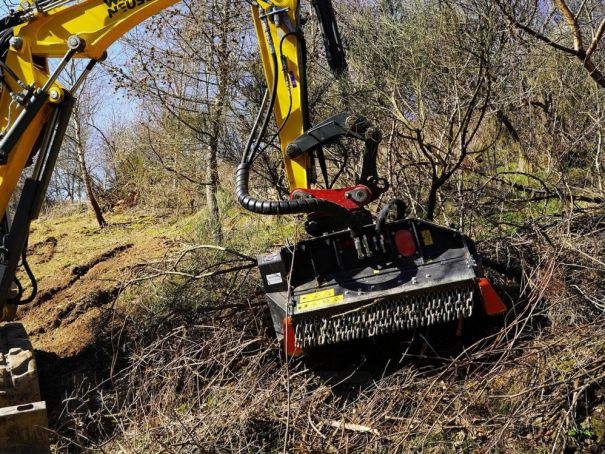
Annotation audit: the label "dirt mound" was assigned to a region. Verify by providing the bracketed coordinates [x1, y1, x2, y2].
[8, 211, 184, 428]
[28, 236, 60, 264]
[20, 244, 131, 356]
[15, 212, 177, 357]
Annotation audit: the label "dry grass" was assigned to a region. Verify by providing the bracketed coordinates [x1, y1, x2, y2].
[45, 206, 605, 453]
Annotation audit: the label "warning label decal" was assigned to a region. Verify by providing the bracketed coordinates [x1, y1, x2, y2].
[297, 295, 344, 312]
[421, 230, 434, 246]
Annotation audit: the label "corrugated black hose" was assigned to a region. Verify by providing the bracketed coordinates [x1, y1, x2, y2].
[235, 163, 363, 237]
[236, 9, 363, 237]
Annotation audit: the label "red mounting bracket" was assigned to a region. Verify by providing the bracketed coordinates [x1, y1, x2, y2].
[291, 185, 377, 210]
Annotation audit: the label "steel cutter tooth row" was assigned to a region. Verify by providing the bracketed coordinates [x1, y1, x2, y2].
[293, 286, 474, 349]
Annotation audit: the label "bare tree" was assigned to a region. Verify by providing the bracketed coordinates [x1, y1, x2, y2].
[64, 61, 107, 227]
[108, 0, 250, 241]
[496, 0, 605, 89]
[345, 0, 497, 220]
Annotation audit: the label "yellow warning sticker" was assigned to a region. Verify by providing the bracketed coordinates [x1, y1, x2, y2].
[297, 295, 344, 312]
[421, 230, 434, 246]
[373, 269, 380, 274]
[300, 288, 335, 303]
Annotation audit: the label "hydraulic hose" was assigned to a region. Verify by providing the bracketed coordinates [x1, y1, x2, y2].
[0, 89, 49, 164]
[18, 248, 37, 305]
[236, 163, 363, 237]
[376, 199, 407, 233]
[242, 89, 269, 164]
[9, 236, 38, 305]
[246, 7, 280, 164]
[236, 7, 363, 238]
[247, 51, 278, 163]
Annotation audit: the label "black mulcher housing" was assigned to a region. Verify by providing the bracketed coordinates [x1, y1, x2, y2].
[259, 217, 484, 350]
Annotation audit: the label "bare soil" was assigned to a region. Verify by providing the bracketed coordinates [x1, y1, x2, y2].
[11, 209, 183, 422]
[18, 212, 176, 356]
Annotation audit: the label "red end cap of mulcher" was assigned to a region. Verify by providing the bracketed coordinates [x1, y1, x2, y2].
[283, 318, 305, 356]
[478, 278, 507, 316]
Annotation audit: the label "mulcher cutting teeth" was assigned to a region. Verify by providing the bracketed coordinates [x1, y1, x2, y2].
[294, 286, 474, 349]
[258, 217, 504, 354]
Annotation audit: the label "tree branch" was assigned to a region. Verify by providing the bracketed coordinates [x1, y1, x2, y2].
[477, 171, 605, 204]
[552, 0, 584, 51]
[496, 1, 577, 55]
[497, 0, 605, 89]
[586, 17, 605, 58]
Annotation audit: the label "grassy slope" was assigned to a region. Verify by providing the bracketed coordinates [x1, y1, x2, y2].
[18, 208, 184, 356]
[14, 203, 605, 453]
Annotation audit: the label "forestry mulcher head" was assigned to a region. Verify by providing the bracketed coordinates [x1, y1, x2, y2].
[235, 0, 506, 354]
[236, 107, 506, 354]
[258, 218, 506, 355]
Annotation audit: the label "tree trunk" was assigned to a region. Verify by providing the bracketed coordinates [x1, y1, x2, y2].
[205, 143, 221, 243]
[426, 181, 438, 221]
[74, 119, 107, 228]
[203, 0, 232, 244]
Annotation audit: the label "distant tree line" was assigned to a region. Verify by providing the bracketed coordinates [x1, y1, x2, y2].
[47, 0, 605, 249]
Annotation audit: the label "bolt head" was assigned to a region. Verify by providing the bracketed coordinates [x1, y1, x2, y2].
[285, 143, 301, 158]
[67, 35, 85, 51]
[49, 89, 60, 100]
[9, 37, 23, 50]
[20, 1, 30, 9]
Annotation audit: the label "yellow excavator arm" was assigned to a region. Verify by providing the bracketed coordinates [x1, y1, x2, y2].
[0, 0, 342, 324]
[0, 0, 356, 324]
[251, 0, 309, 191]
[0, 0, 316, 223]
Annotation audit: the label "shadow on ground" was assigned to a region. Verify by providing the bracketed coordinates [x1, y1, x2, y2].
[298, 278, 527, 404]
[36, 345, 107, 425]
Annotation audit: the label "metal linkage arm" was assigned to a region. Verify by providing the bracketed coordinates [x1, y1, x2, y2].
[0, 36, 83, 164]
